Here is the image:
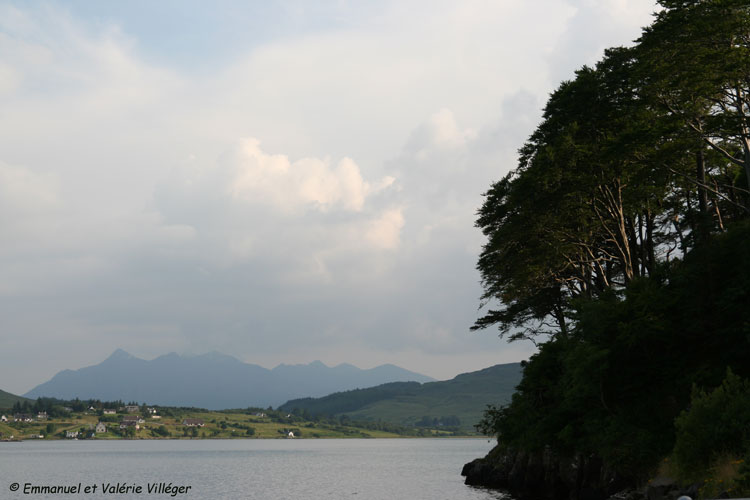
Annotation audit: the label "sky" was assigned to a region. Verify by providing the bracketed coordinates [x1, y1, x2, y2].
[0, 0, 658, 395]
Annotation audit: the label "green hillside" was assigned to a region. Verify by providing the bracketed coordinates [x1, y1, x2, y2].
[279, 362, 522, 432]
[0, 388, 31, 409]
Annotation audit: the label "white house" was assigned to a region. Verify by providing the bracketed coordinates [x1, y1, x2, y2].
[95, 422, 107, 433]
[65, 431, 79, 438]
[0, 415, 7, 422]
[287, 431, 295, 438]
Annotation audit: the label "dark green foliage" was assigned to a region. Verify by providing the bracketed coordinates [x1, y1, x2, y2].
[480, 222, 750, 477]
[151, 425, 170, 437]
[474, 0, 750, 483]
[673, 369, 750, 478]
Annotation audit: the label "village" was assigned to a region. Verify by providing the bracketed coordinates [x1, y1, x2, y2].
[0, 402, 424, 441]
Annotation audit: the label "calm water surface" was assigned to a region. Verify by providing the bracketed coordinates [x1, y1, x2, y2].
[0, 438, 510, 499]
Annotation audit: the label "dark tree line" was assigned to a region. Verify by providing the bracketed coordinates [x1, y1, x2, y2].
[473, 0, 750, 485]
[474, 0, 749, 342]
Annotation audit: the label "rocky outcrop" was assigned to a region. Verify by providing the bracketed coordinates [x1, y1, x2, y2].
[462, 445, 632, 500]
[462, 445, 707, 500]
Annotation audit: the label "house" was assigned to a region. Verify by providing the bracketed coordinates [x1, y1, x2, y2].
[125, 405, 139, 413]
[119, 421, 140, 430]
[122, 415, 144, 424]
[14, 414, 33, 422]
[96, 422, 107, 433]
[146, 407, 157, 414]
[254, 412, 266, 418]
[103, 409, 116, 415]
[287, 431, 295, 438]
[65, 430, 79, 438]
[37, 412, 48, 420]
[151, 415, 161, 419]
[182, 419, 204, 427]
[0, 415, 7, 422]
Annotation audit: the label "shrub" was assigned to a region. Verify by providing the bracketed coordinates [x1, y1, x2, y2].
[673, 369, 750, 479]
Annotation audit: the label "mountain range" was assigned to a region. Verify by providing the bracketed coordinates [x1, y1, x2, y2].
[23, 349, 435, 409]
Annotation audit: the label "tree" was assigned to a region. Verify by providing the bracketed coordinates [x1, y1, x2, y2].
[474, 48, 670, 341]
[638, 0, 750, 210]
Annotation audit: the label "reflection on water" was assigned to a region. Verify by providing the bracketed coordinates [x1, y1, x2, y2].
[1, 438, 513, 499]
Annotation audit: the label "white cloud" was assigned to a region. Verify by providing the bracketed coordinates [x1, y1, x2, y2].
[365, 208, 405, 250]
[229, 138, 381, 213]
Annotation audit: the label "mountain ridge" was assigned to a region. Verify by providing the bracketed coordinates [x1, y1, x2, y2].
[278, 362, 523, 432]
[23, 349, 436, 409]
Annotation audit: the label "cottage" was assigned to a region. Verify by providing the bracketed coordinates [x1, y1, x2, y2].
[182, 418, 204, 427]
[103, 409, 116, 415]
[0, 415, 7, 422]
[151, 415, 161, 419]
[254, 412, 266, 418]
[14, 414, 33, 422]
[147, 407, 157, 414]
[119, 421, 140, 430]
[95, 422, 107, 434]
[65, 430, 79, 438]
[122, 415, 145, 424]
[287, 431, 295, 438]
[125, 405, 139, 413]
[37, 412, 47, 420]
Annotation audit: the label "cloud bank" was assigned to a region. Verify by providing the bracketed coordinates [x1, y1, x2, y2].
[0, 0, 657, 393]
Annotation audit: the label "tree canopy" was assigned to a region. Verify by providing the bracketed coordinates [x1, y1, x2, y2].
[474, 0, 750, 486]
[475, 0, 749, 342]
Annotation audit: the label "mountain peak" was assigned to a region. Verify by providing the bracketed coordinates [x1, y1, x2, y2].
[106, 348, 135, 361]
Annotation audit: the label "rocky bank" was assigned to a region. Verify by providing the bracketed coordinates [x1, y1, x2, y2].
[461, 445, 698, 500]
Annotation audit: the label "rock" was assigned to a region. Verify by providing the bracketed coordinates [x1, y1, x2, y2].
[462, 445, 637, 500]
[461, 457, 509, 489]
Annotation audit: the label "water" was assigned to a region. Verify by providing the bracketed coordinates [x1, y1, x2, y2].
[0, 438, 510, 499]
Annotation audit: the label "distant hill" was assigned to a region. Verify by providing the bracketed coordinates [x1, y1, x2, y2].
[279, 362, 522, 432]
[23, 349, 435, 409]
[0, 388, 31, 409]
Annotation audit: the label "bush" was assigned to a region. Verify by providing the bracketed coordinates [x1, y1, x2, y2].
[673, 368, 750, 479]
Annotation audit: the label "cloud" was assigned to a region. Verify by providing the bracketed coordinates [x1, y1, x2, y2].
[547, 0, 656, 82]
[365, 208, 404, 250]
[0, 1, 658, 391]
[229, 138, 382, 213]
[0, 160, 58, 214]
